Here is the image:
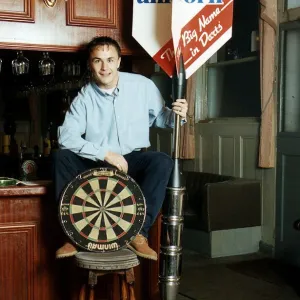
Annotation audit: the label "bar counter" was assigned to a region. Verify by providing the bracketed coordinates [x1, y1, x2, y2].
[0, 182, 49, 196]
[0, 182, 160, 300]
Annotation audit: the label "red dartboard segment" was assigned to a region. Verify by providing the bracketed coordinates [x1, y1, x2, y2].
[59, 168, 146, 252]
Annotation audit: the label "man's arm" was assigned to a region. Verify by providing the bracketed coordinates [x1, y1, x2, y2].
[58, 96, 108, 161]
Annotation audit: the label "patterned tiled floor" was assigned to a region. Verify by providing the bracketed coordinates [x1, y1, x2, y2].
[177, 251, 300, 300]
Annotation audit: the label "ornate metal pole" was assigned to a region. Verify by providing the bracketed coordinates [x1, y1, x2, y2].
[159, 54, 186, 300]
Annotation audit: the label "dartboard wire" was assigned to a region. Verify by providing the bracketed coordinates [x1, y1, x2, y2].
[104, 210, 122, 227]
[73, 210, 99, 232]
[105, 191, 137, 223]
[103, 177, 118, 206]
[104, 212, 129, 240]
[70, 204, 100, 214]
[104, 188, 137, 227]
[88, 178, 103, 206]
[95, 211, 103, 229]
[106, 204, 136, 215]
[100, 189, 117, 209]
[107, 205, 136, 225]
[85, 210, 101, 226]
[73, 212, 99, 238]
[88, 212, 103, 242]
[105, 211, 133, 233]
[75, 186, 100, 207]
[103, 212, 117, 242]
[106, 187, 131, 209]
[105, 205, 123, 213]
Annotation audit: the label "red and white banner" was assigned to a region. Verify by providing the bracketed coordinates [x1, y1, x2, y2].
[132, 2, 174, 77]
[172, 0, 234, 78]
[132, 0, 233, 78]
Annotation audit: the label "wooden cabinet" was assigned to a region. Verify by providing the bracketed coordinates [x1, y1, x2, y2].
[0, 0, 35, 23]
[0, 223, 38, 299]
[0, 0, 142, 55]
[0, 184, 65, 300]
[66, 0, 118, 29]
[0, 185, 62, 300]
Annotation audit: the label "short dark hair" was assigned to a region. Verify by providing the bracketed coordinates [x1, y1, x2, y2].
[86, 36, 121, 58]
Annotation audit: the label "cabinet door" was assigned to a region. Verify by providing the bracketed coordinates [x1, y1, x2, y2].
[0, 0, 35, 23]
[66, 0, 117, 28]
[0, 223, 38, 300]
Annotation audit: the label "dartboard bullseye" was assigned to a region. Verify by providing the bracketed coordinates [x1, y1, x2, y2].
[59, 168, 146, 252]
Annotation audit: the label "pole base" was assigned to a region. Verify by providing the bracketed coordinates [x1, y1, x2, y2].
[159, 281, 180, 300]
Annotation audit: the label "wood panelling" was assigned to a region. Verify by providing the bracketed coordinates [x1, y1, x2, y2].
[0, 0, 35, 23]
[191, 120, 261, 178]
[66, 0, 118, 29]
[0, 0, 142, 54]
[0, 188, 63, 300]
[149, 121, 262, 179]
[218, 136, 235, 176]
[0, 223, 37, 300]
[240, 137, 257, 179]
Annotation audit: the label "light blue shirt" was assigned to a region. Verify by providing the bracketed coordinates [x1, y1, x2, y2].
[58, 72, 175, 161]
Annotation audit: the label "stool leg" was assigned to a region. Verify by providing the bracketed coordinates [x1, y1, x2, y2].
[125, 269, 136, 300]
[88, 271, 98, 300]
[88, 288, 95, 300]
[79, 284, 87, 300]
[128, 285, 136, 300]
[119, 274, 128, 300]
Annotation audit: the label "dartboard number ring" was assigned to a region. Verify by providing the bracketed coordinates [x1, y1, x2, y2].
[59, 168, 146, 252]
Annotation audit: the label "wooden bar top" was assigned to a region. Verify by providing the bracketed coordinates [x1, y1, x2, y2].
[0, 181, 52, 197]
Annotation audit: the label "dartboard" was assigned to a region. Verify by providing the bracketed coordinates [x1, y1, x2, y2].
[59, 168, 146, 252]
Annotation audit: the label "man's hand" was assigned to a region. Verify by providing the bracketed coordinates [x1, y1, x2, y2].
[104, 151, 128, 173]
[172, 99, 188, 119]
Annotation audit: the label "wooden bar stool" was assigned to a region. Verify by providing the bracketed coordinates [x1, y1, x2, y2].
[75, 249, 139, 300]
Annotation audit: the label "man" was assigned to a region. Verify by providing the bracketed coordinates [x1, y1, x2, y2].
[54, 36, 188, 261]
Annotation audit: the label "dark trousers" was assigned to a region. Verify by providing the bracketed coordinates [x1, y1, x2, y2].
[52, 149, 174, 237]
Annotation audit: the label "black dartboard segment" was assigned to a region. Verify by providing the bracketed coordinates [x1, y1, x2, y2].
[59, 168, 146, 252]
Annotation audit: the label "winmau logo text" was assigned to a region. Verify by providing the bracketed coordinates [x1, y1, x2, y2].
[137, 0, 224, 3]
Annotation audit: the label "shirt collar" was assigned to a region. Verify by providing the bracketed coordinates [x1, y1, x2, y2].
[91, 72, 121, 97]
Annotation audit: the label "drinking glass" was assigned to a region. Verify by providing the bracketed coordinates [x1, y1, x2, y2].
[12, 51, 29, 75]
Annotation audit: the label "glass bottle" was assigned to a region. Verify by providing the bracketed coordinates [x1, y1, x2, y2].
[75, 61, 81, 77]
[12, 51, 29, 75]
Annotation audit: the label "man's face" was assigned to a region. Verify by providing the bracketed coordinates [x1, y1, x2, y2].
[89, 45, 121, 89]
